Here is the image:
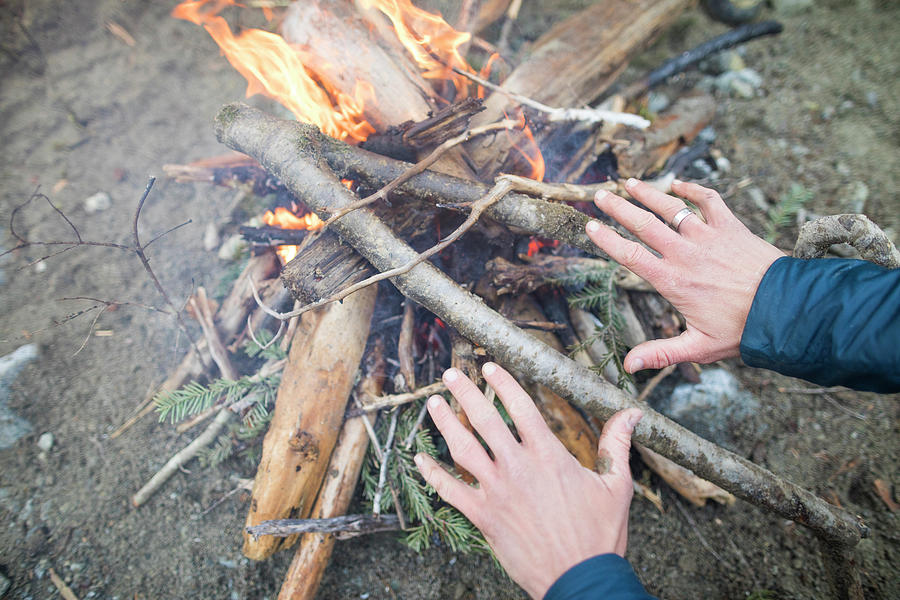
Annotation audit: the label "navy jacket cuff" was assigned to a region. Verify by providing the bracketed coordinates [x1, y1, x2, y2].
[543, 554, 656, 600]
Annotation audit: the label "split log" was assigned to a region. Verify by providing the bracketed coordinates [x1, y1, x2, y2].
[280, 230, 374, 306]
[276, 343, 386, 600]
[615, 94, 716, 178]
[242, 285, 377, 560]
[248, 514, 402, 539]
[465, 0, 695, 178]
[217, 104, 867, 548]
[500, 295, 598, 469]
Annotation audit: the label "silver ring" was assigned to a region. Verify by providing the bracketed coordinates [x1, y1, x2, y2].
[670, 207, 694, 232]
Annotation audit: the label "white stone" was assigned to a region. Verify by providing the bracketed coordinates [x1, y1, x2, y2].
[83, 192, 112, 214]
[217, 234, 246, 261]
[203, 223, 220, 252]
[37, 432, 54, 452]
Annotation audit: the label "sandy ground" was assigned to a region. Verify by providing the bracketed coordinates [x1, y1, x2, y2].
[0, 1, 897, 599]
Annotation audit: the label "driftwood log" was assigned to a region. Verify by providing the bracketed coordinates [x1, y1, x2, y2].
[216, 104, 867, 550]
[242, 285, 377, 560]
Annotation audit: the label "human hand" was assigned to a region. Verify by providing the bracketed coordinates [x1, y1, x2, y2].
[587, 178, 784, 372]
[415, 363, 643, 600]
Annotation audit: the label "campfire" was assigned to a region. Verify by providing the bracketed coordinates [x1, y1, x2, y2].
[127, 1, 870, 598]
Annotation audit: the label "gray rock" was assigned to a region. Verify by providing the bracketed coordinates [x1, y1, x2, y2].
[83, 191, 112, 214]
[652, 368, 764, 454]
[715, 68, 763, 99]
[37, 432, 54, 452]
[647, 92, 670, 114]
[0, 344, 38, 449]
[746, 187, 769, 212]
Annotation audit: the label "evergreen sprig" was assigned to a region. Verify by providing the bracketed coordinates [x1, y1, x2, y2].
[244, 328, 287, 360]
[362, 401, 492, 556]
[155, 377, 264, 423]
[555, 261, 633, 389]
[765, 183, 813, 243]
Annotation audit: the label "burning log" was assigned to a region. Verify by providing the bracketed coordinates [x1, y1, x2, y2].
[242, 285, 377, 560]
[216, 103, 867, 548]
[275, 342, 386, 600]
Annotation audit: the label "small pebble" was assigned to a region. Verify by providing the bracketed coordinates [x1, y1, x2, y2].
[217, 234, 246, 261]
[203, 223, 220, 252]
[646, 92, 670, 114]
[83, 192, 112, 214]
[37, 432, 54, 452]
[746, 187, 769, 212]
[865, 91, 878, 108]
[34, 261, 47, 274]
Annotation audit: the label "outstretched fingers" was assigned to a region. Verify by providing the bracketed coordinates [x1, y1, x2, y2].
[594, 188, 682, 254]
[586, 220, 669, 286]
[625, 178, 705, 236]
[670, 179, 732, 226]
[415, 452, 477, 516]
[442, 368, 517, 460]
[481, 362, 550, 446]
[425, 394, 495, 478]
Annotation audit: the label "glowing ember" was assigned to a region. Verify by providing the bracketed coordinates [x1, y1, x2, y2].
[262, 206, 323, 264]
[525, 237, 559, 258]
[361, 0, 473, 95]
[172, 0, 375, 142]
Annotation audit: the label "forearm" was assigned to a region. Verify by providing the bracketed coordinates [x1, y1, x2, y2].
[740, 256, 900, 392]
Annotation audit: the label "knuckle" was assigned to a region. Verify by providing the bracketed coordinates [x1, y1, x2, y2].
[620, 241, 645, 268]
[702, 189, 721, 204]
[631, 213, 657, 233]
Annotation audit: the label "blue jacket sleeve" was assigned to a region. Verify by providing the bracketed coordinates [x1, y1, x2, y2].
[739, 256, 900, 392]
[543, 554, 657, 600]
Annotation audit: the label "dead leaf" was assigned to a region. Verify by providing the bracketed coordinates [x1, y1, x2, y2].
[873, 479, 899, 512]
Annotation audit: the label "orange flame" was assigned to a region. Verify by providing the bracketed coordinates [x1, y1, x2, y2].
[360, 0, 472, 95]
[477, 53, 501, 99]
[172, 0, 374, 142]
[506, 110, 545, 182]
[262, 206, 323, 264]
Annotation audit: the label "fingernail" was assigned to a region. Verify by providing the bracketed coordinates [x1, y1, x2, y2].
[586, 220, 601, 233]
[427, 395, 442, 408]
[482, 362, 497, 376]
[630, 357, 644, 372]
[414, 454, 424, 467]
[594, 190, 608, 203]
[625, 177, 639, 190]
[443, 368, 459, 383]
[627, 411, 643, 431]
[672, 178, 683, 186]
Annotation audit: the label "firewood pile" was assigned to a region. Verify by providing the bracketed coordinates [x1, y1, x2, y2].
[121, 1, 871, 598]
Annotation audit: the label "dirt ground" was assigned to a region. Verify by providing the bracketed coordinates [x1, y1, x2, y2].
[0, 1, 897, 599]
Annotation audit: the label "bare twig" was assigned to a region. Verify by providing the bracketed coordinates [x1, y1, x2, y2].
[322, 118, 519, 228]
[48, 568, 79, 600]
[373, 410, 400, 518]
[351, 381, 447, 415]
[636, 365, 677, 403]
[452, 67, 651, 129]
[188, 288, 237, 380]
[398, 300, 417, 391]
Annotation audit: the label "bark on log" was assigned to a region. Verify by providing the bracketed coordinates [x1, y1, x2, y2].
[465, 0, 695, 178]
[242, 285, 377, 560]
[276, 347, 386, 600]
[280, 230, 375, 305]
[216, 103, 867, 547]
[486, 255, 652, 295]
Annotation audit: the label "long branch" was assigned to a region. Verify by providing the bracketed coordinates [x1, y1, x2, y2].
[216, 103, 867, 548]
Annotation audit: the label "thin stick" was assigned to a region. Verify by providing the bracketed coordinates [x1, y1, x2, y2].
[322, 119, 519, 228]
[672, 498, 736, 570]
[398, 300, 417, 391]
[352, 381, 447, 415]
[133, 408, 232, 507]
[636, 365, 677, 403]
[189, 288, 237, 380]
[48, 568, 79, 600]
[403, 400, 431, 450]
[452, 67, 651, 129]
[247, 514, 402, 539]
[373, 410, 400, 517]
